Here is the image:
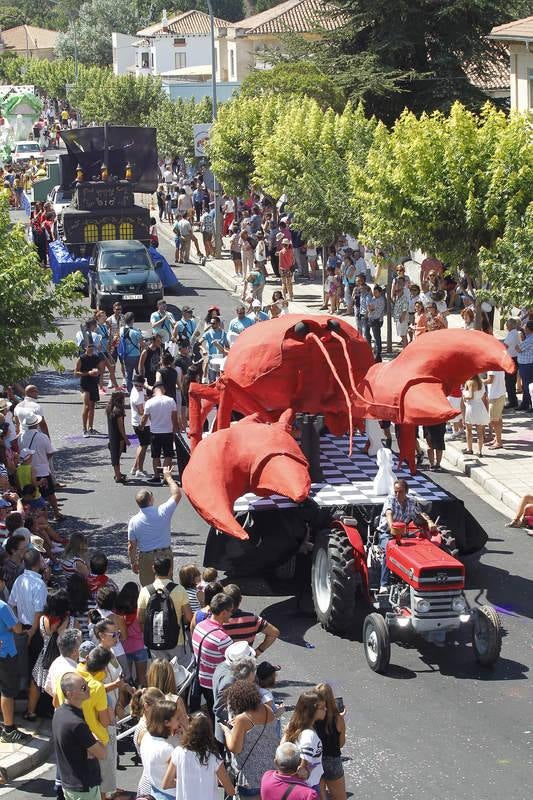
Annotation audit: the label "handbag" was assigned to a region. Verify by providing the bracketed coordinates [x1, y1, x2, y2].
[41, 630, 60, 671]
[188, 628, 210, 712]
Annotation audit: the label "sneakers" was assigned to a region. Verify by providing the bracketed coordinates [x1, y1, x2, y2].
[0, 727, 32, 744]
[88, 428, 100, 435]
[82, 430, 89, 438]
[135, 470, 150, 478]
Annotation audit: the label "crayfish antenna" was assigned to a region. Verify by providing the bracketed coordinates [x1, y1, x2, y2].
[307, 332, 354, 456]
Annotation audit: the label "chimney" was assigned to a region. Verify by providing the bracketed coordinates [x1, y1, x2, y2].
[161, 9, 169, 33]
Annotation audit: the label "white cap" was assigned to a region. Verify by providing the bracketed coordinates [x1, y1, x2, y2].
[224, 641, 256, 664]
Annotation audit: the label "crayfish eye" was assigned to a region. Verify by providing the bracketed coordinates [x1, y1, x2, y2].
[293, 322, 310, 339]
[327, 319, 341, 332]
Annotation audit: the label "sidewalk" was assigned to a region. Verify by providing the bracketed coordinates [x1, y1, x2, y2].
[0, 704, 52, 783]
[158, 222, 532, 521]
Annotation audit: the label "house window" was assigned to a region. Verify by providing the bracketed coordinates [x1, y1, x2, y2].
[83, 223, 98, 243]
[119, 222, 134, 240]
[175, 52, 187, 70]
[174, 38, 186, 47]
[230, 48, 235, 79]
[141, 51, 149, 69]
[151, 52, 154, 68]
[529, 69, 533, 110]
[101, 223, 116, 241]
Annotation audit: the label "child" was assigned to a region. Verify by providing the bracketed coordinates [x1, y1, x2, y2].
[256, 661, 284, 737]
[199, 566, 218, 590]
[408, 285, 421, 341]
[307, 241, 318, 279]
[116, 582, 148, 687]
[86, 551, 118, 599]
[179, 564, 202, 612]
[411, 300, 427, 338]
[325, 265, 341, 314]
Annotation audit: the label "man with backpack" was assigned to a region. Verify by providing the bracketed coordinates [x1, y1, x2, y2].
[199, 207, 214, 261]
[137, 555, 193, 665]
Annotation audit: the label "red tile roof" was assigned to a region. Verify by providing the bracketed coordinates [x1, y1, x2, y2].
[231, 0, 341, 35]
[490, 15, 533, 40]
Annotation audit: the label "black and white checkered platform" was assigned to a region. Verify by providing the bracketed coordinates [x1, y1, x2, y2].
[232, 433, 449, 513]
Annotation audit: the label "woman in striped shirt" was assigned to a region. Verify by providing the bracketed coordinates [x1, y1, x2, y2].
[178, 564, 202, 612]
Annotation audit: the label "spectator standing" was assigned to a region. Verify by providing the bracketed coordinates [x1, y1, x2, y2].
[138, 334, 163, 392]
[75, 341, 101, 437]
[139, 698, 181, 800]
[283, 692, 327, 795]
[516, 321, 533, 412]
[106, 391, 129, 484]
[9, 548, 47, 676]
[139, 384, 178, 481]
[20, 414, 63, 520]
[423, 424, 447, 471]
[162, 711, 236, 800]
[13, 384, 50, 437]
[52, 672, 106, 800]
[503, 318, 521, 408]
[222, 680, 279, 800]
[229, 225, 243, 278]
[462, 375, 490, 457]
[212, 644, 257, 744]
[223, 584, 279, 654]
[392, 281, 409, 348]
[44, 628, 82, 698]
[366, 285, 385, 361]
[0, 567, 30, 743]
[484, 370, 506, 449]
[130, 373, 150, 478]
[137, 555, 193, 665]
[191, 592, 233, 714]
[279, 239, 295, 301]
[119, 313, 144, 392]
[127, 468, 181, 586]
[314, 683, 346, 800]
[261, 742, 319, 800]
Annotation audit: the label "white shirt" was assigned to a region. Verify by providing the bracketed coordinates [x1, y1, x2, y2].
[504, 329, 521, 358]
[9, 569, 47, 624]
[140, 732, 174, 792]
[162, 169, 173, 184]
[20, 428, 55, 477]
[75, 330, 102, 351]
[128, 497, 177, 552]
[130, 386, 145, 428]
[295, 728, 323, 787]
[144, 395, 176, 434]
[14, 398, 44, 433]
[44, 655, 77, 696]
[354, 257, 367, 277]
[487, 371, 506, 401]
[172, 746, 221, 800]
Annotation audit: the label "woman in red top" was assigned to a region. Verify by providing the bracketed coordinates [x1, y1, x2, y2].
[278, 238, 295, 301]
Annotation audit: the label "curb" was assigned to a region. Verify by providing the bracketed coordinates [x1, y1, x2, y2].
[0, 720, 53, 782]
[443, 441, 519, 515]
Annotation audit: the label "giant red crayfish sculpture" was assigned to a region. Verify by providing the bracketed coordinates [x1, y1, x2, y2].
[182, 315, 514, 540]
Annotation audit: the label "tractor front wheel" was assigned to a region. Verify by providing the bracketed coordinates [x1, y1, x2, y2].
[363, 613, 391, 673]
[311, 528, 362, 634]
[472, 605, 502, 667]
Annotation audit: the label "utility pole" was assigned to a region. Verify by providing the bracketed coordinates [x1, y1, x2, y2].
[206, 0, 222, 258]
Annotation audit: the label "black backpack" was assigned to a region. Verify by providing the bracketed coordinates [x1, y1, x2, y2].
[143, 581, 180, 651]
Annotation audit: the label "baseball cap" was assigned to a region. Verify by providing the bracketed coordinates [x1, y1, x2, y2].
[19, 448, 35, 461]
[256, 661, 281, 681]
[30, 534, 46, 553]
[224, 641, 256, 664]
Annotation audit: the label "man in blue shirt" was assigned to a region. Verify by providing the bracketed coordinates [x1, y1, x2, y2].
[176, 306, 197, 340]
[119, 312, 144, 392]
[229, 305, 255, 337]
[248, 299, 269, 323]
[0, 568, 30, 743]
[150, 299, 176, 345]
[202, 317, 229, 383]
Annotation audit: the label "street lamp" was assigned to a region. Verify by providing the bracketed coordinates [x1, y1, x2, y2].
[206, 0, 222, 257]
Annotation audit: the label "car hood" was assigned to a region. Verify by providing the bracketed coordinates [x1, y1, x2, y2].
[98, 269, 161, 287]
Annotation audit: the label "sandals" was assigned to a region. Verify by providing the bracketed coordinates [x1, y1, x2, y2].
[114, 474, 127, 484]
[23, 712, 37, 722]
[463, 449, 473, 455]
[505, 520, 523, 528]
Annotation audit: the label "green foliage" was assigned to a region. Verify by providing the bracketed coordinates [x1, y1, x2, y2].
[479, 204, 533, 313]
[253, 0, 283, 12]
[0, 6, 25, 29]
[240, 61, 346, 112]
[56, 0, 150, 66]
[71, 72, 166, 126]
[170, 0, 245, 21]
[351, 103, 533, 280]
[143, 96, 212, 160]
[0, 200, 83, 385]
[301, 0, 532, 122]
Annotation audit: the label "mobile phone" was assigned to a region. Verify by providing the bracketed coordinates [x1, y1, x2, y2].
[335, 696, 344, 713]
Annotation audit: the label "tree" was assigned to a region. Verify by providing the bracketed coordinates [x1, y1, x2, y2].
[71, 72, 166, 125]
[351, 102, 533, 285]
[240, 61, 346, 112]
[0, 6, 25, 29]
[479, 204, 533, 313]
[169, 0, 245, 22]
[144, 96, 212, 160]
[56, 0, 150, 66]
[302, 0, 533, 123]
[0, 201, 83, 386]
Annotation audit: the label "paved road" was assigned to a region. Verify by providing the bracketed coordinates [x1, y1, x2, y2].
[7, 237, 532, 800]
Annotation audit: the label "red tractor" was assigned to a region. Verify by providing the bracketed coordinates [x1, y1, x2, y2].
[311, 517, 502, 673]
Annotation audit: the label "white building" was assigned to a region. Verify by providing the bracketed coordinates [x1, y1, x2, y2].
[112, 9, 231, 78]
[490, 15, 533, 112]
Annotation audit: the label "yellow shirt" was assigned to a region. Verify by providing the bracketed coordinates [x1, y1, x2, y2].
[55, 665, 109, 744]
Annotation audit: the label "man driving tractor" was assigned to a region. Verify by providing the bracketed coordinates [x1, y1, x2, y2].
[377, 479, 438, 594]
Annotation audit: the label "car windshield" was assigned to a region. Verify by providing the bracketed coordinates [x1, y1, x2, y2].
[57, 190, 72, 202]
[16, 143, 38, 153]
[100, 249, 151, 270]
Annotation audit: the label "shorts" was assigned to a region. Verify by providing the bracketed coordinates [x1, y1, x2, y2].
[395, 319, 408, 337]
[231, 251, 241, 262]
[80, 383, 99, 403]
[489, 395, 505, 421]
[202, 232, 213, 243]
[63, 787, 101, 800]
[0, 655, 19, 697]
[36, 474, 55, 498]
[174, 237, 181, 248]
[423, 423, 446, 451]
[127, 648, 149, 663]
[151, 432, 174, 459]
[134, 425, 151, 447]
[322, 755, 344, 781]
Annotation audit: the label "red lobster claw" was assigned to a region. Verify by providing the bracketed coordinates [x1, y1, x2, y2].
[182, 409, 311, 540]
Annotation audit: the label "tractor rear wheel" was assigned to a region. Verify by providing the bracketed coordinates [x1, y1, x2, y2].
[472, 605, 502, 667]
[363, 613, 391, 673]
[311, 528, 362, 634]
